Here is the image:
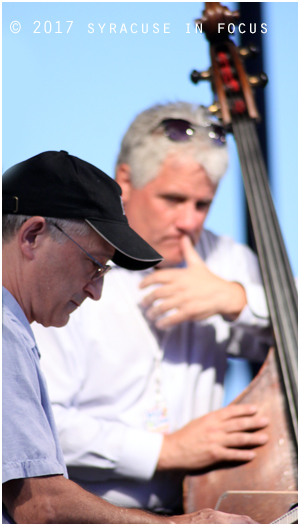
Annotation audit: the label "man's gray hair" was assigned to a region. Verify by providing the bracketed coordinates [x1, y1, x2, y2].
[2, 215, 90, 244]
[115, 102, 229, 188]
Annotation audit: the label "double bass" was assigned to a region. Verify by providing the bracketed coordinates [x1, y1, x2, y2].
[183, 4, 298, 524]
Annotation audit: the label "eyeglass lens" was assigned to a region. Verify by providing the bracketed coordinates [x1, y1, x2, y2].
[52, 223, 111, 281]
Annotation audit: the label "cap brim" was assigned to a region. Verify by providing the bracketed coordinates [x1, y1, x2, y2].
[85, 219, 163, 271]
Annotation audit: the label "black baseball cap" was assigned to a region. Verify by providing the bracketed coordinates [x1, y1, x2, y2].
[2, 150, 163, 270]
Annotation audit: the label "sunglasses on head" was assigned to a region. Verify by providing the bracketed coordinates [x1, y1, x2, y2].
[153, 118, 227, 146]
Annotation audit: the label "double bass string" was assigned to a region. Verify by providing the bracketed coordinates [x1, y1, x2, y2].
[232, 116, 298, 440]
[232, 117, 281, 342]
[233, 119, 298, 441]
[248, 120, 298, 319]
[233, 116, 298, 368]
[246, 121, 298, 395]
[236, 117, 298, 358]
[236, 116, 297, 341]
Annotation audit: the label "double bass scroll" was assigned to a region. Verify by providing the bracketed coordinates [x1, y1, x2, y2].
[183, 3, 298, 523]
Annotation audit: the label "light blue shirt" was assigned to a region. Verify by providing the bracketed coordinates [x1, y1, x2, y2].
[2, 287, 68, 524]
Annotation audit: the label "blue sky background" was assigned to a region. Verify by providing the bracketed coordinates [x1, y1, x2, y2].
[3, 2, 297, 273]
[3, 2, 298, 401]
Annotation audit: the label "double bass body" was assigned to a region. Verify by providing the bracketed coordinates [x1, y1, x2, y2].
[183, 349, 298, 523]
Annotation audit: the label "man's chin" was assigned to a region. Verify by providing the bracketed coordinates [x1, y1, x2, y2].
[56, 315, 71, 328]
[42, 314, 70, 328]
[50, 303, 78, 327]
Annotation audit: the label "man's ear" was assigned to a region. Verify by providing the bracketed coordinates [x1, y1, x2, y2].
[18, 216, 48, 260]
[115, 164, 134, 205]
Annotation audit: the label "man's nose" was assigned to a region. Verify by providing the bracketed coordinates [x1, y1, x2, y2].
[175, 204, 202, 233]
[84, 277, 104, 301]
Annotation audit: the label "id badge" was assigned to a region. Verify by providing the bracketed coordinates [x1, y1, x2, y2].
[145, 405, 170, 434]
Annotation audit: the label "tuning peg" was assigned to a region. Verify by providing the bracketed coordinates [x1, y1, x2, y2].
[191, 69, 212, 84]
[198, 8, 240, 29]
[239, 45, 260, 59]
[208, 103, 221, 115]
[248, 72, 268, 88]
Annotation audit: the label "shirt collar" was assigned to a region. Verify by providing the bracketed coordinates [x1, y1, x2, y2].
[2, 286, 38, 354]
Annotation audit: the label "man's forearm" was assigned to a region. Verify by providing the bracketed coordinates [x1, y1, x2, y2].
[3, 476, 169, 524]
[3, 474, 257, 524]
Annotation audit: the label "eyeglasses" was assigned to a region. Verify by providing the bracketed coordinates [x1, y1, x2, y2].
[153, 118, 226, 146]
[53, 224, 112, 281]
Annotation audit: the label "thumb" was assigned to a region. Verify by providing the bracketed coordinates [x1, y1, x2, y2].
[180, 236, 203, 266]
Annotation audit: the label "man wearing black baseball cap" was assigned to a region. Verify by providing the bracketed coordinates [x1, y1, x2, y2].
[2, 150, 163, 272]
[2, 151, 254, 524]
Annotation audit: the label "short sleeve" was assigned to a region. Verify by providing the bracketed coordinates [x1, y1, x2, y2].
[2, 322, 67, 483]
